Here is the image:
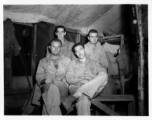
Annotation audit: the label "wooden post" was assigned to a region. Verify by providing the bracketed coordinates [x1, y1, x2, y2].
[135, 5, 145, 115]
[31, 23, 37, 84]
[77, 31, 81, 43]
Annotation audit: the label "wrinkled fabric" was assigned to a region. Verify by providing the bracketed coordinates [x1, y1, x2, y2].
[85, 42, 119, 69]
[105, 51, 118, 75]
[42, 83, 61, 115]
[76, 95, 91, 115]
[60, 39, 75, 60]
[73, 72, 108, 99]
[116, 44, 131, 76]
[29, 55, 70, 115]
[66, 58, 106, 85]
[4, 19, 20, 58]
[66, 58, 108, 115]
[36, 55, 71, 86]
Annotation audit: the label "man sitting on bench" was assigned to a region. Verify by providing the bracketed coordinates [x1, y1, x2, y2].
[65, 43, 108, 115]
[33, 38, 71, 115]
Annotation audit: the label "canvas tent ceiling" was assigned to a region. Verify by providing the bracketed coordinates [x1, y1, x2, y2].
[4, 5, 130, 35]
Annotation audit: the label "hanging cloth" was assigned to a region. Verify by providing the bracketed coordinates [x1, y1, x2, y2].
[4, 18, 20, 58]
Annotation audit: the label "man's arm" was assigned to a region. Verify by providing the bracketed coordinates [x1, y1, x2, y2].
[66, 61, 83, 85]
[36, 59, 47, 86]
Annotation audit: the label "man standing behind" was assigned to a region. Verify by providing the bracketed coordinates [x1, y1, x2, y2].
[46, 25, 75, 60]
[33, 38, 71, 115]
[85, 29, 119, 72]
[66, 43, 108, 115]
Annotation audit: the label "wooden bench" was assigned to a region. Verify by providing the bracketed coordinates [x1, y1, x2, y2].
[91, 95, 135, 115]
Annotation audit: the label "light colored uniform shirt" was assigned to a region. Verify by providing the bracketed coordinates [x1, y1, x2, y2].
[66, 58, 108, 115]
[36, 55, 71, 86]
[59, 39, 74, 60]
[66, 58, 107, 86]
[85, 42, 119, 68]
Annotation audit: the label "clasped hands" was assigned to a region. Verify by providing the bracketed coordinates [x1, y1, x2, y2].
[40, 78, 54, 85]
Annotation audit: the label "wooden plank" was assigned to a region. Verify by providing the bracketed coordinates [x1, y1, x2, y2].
[120, 76, 125, 94]
[31, 23, 37, 82]
[93, 95, 135, 102]
[92, 100, 119, 115]
[136, 5, 145, 115]
[102, 34, 123, 40]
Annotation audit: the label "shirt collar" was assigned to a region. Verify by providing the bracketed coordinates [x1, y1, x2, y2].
[46, 54, 64, 62]
[75, 57, 90, 65]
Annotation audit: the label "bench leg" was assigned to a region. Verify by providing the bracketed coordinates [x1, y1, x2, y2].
[128, 101, 135, 115]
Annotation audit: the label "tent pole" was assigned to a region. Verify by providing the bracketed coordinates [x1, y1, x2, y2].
[135, 5, 145, 115]
[31, 23, 37, 85]
[77, 30, 81, 43]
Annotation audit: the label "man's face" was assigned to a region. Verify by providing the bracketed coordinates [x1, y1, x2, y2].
[74, 45, 86, 59]
[49, 41, 61, 56]
[55, 28, 66, 40]
[88, 32, 98, 44]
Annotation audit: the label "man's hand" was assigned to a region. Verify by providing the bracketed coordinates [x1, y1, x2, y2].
[40, 78, 52, 85]
[45, 78, 53, 84]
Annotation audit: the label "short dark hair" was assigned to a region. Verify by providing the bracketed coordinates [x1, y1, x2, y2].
[49, 38, 62, 46]
[88, 29, 98, 36]
[55, 25, 66, 33]
[72, 43, 84, 54]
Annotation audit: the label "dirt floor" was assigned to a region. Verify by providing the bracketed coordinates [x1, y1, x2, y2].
[4, 89, 129, 116]
[4, 89, 30, 115]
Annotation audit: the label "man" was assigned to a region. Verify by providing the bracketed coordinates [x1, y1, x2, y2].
[66, 43, 108, 115]
[85, 29, 120, 95]
[85, 29, 120, 74]
[46, 25, 75, 60]
[23, 38, 71, 115]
